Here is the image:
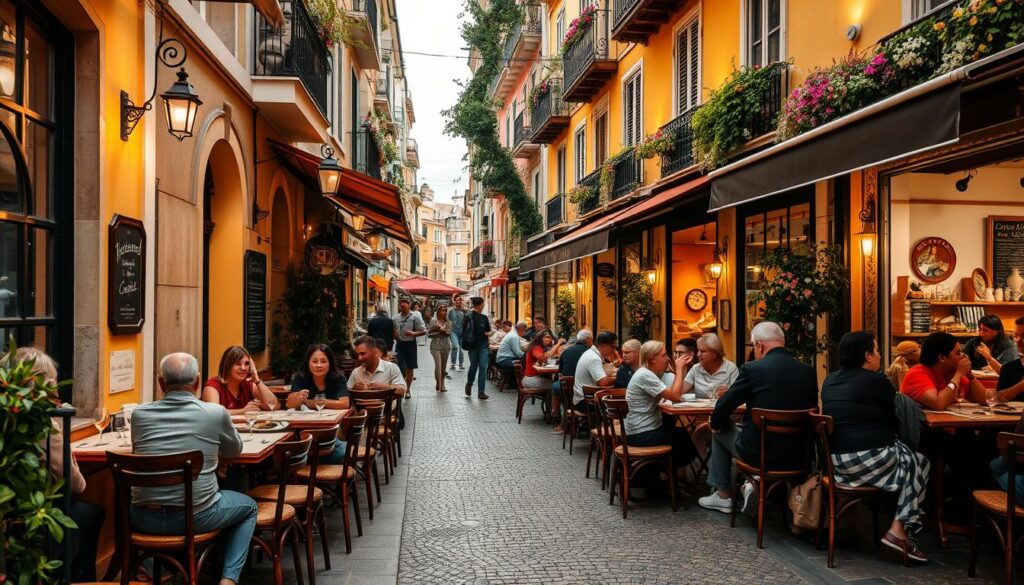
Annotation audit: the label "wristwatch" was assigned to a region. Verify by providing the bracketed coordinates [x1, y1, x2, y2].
[946, 382, 957, 391]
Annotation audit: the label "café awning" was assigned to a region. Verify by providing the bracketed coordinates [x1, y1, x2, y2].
[369, 274, 390, 293]
[395, 276, 467, 297]
[519, 176, 709, 274]
[268, 140, 414, 245]
[708, 73, 966, 212]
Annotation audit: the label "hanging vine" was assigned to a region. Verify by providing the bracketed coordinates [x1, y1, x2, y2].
[443, 0, 542, 240]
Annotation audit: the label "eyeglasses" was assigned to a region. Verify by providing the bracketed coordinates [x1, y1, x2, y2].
[673, 350, 686, 356]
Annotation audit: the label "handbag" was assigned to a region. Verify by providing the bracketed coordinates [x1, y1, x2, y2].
[788, 475, 822, 530]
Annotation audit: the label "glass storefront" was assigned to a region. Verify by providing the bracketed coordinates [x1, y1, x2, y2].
[669, 222, 718, 343]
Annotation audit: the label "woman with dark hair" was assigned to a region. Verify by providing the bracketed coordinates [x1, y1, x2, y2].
[202, 345, 279, 414]
[428, 304, 452, 392]
[522, 329, 564, 392]
[288, 343, 350, 410]
[822, 331, 931, 563]
[900, 331, 987, 410]
[962, 314, 1019, 373]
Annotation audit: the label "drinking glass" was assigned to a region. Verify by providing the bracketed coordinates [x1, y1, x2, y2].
[122, 403, 137, 443]
[314, 393, 327, 417]
[93, 407, 109, 446]
[986, 387, 997, 412]
[112, 414, 129, 447]
[245, 410, 259, 440]
[954, 388, 965, 412]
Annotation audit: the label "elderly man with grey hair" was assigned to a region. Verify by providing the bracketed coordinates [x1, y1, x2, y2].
[130, 353, 257, 585]
[698, 322, 818, 515]
[495, 320, 529, 370]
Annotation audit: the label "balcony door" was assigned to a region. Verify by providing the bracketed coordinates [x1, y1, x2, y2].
[746, 0, 784, 67]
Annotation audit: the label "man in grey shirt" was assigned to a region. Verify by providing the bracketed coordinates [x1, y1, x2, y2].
[495, 321, 528, 369]
[130, 353, 258, 585]
[448, 295, 467, 370]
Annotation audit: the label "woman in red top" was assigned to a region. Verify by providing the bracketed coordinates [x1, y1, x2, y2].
[900, 331, 986, 410]
[202, 345, 279, 414]
[522, 329, 564, 391]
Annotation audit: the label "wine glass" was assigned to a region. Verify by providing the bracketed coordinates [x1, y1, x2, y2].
[112, 414, 129, 447]
[93, 407, 109, 445]
[122, 403, 137, 444]
[314, 393, 327, 417]
[954, 387, 966, 412]
[245, 410, 259, 441]
[986, 387, 998, 413]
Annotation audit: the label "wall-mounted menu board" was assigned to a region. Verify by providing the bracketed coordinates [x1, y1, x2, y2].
[244, 250, 267, 352]
[986, 216, 1024, 289]
[108, 214, 146, 334]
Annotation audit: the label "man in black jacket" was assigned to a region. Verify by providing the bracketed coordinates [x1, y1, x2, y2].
[698, 321, 818, 514]
[367, 305, 396, 353]
[463, 297, 492, 399]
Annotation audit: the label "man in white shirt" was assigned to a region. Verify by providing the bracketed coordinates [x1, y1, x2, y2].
[496, 321, 528, 370]
[573, 331, 619, 409]
[348, 335, 408, 397]
[393, 298, 425, 398]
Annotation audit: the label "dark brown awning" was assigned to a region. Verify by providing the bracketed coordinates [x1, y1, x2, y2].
[709, 83, 962, 211]
[519, 228, 609, 274]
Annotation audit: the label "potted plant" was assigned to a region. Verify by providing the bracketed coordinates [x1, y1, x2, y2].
[554, 288, 577, 339]
[634, 129, 675, 160]
[560, 4, 598, 55]
[270, 264, 351, 375]
[0, 343, 77, 583]
[601, 274, 655, 341]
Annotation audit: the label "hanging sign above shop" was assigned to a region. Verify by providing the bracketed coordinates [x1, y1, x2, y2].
[244, 250, 267, 353]
[910, 237, 956, 284]
[309, 245, 341, 275]
[596, 263, 615, 278]
[108, 214, 146, 335]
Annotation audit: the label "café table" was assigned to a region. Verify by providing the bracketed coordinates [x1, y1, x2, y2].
[659, 399, 746, 480]
[230, 408, 349, 431]
[924, 403, 1021, 545]
[71, 430, 294, 465]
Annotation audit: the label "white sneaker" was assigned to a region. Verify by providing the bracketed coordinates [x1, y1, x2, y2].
[698, 492, 733, 514]
[740, 481, 756, 515]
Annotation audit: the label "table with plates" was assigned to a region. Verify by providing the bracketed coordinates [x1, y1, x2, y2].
[230, 408, 349, 431]
[71, 430, 294, 465]
[924, 403, 1021, 545]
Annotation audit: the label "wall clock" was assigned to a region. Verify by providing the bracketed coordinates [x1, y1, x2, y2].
[686, 288, 708, 311]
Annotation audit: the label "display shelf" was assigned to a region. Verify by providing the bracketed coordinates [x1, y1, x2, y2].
[892, 332, 978, 338]
[927, 301, 1024, 307]
[891, 276, 1023, 341]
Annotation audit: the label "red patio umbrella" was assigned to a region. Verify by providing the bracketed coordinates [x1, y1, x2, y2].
[395, 276, 467, 297]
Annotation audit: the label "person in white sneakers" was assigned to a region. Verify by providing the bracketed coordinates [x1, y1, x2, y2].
[698, 322, 818, 515]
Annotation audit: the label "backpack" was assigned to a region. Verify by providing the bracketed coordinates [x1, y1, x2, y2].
[461, 314, 478, 350]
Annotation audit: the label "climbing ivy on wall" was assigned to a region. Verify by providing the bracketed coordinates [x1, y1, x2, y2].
[443, 0, 543, 240]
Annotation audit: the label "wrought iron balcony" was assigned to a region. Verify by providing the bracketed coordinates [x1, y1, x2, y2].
[611, 0, 685, 44]
[374, 68, 391, 116]
[446, 233, 468, 245]
[253, 0, 331, 116]
[746, 63, 788, 142]
[490, 2, 543, 100]
[529, 80, 570, 143]
[546, 194, 564, 228]
[575, 170, 601, 216]
[355, 130, 382, 181]
[610, 148, 641, 200]
[659, 107, 698, 178]
[348, 0, 381, 70]
[511, 110, 539, 158]
[562, 8, 617, 103]
[470, 240, 499, 268]
[406, 138, 419, 167]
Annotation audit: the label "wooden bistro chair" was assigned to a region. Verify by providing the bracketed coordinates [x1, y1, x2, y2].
[969, 432, 1024, 585]
[604, 397, 678, 518]
[350, 388, 398, 480]
[107, 450, 219, 585]
[558, 375, 584, 453]
[582, 385, 604, 482]
[811, 414, 885, 568]
[514, 361, 549, 424]
[294, 415, 367, 555]
[250, 436, 312, 585]
[249, 431, 329, 585]
[353, 399, 387, 517]
[731, 408, 817, 549]
[594, 388, 627, 490]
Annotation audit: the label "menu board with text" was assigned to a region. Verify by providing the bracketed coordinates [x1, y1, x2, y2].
[108, 214, 146, 334]
[987, 216, 1024, 290]
[244, 250, 267, 352]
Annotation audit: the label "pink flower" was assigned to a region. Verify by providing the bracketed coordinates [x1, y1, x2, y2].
[803, 289, 813, 298]
[783, 323, 791, 330]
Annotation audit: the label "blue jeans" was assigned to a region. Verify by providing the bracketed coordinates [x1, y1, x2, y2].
[321, 438, 348, 464]
[450, 332, 463, 366]
[130, 490, 257, 582]
[991, 456, 1024, 506]
[467, 346, 489, 396]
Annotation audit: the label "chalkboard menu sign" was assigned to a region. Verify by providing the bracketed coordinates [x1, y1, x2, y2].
[987, 216, 1024, 290]
[108, 214, 146, 334]
[245, 250, 267, 352]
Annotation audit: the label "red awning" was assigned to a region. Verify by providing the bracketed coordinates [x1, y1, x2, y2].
[395, 276, 467, 296]
[268, 140, 413, 245]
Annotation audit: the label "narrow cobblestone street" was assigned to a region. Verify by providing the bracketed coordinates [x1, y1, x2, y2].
[265, 344, 1002, 584]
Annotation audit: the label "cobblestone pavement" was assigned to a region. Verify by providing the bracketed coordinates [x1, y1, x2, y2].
[259, 344, 1003, 584]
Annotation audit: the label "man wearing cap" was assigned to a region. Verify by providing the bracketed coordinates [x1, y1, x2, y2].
[887, 340, 921, 390]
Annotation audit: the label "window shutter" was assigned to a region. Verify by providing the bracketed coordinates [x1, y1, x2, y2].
[677, 27, 688, 114]
[625, 76, 635, 146]
[629, 73, 642, 146]
[689, 19, 700, 108]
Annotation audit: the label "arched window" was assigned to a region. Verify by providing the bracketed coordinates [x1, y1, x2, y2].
[0, 0, 71, 381]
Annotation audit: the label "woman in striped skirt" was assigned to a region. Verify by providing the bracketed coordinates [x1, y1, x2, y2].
[822, 331, 930, 564]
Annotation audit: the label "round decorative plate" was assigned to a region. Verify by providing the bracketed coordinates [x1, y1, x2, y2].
[972, 268, 989, 299]
[686, 288, 708, 311]
[910, 237, 957, 284]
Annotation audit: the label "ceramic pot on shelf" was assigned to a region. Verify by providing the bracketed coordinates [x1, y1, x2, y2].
[1007, 268, 1024, 299]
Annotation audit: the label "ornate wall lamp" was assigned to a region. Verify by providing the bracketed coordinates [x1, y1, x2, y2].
[856, 195, 876, 257]
[709, 237, 729, 279]
[121, 1, 202, 141]
[317, 145, 343, 196]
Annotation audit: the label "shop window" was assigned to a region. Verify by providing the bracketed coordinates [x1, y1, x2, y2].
[746, 0, 783, 67]
[742, 202, 811, 351]
[618, 238, 643, 339]
[670, 223, 718, 341]
[0, 0, 69, 383]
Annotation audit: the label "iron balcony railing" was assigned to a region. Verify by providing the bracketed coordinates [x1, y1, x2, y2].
[562, 8, 611, 94]
[576, 170, 601, 215]
[355, 130, 382, 180]
[659, 107, 699, 178]
[433, 251, 446, 262]
[503, 24, 522, 63]
[529, 80, 569, 138]
[254, 0, 331, 116]
[446, 233, 468, 245]
[610, 148, 641, 199]
[375, 71, 390, 101]
[612, 0, 641, 28]
[546, 194, 564, 228]
[747, 63, 788, 140]
[513, 111, 530, 149]
[353, 0, 379, 49]
[470, 240, 498, 268]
